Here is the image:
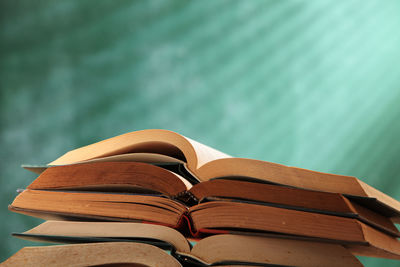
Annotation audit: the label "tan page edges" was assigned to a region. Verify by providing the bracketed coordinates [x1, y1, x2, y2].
[190, 234, 362, 267]
[0, 242, 181, 267]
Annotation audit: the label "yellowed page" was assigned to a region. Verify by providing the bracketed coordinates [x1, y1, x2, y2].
[23, 153, 183, 174]
[75, 152, 184, 164]
[1, 242, 182, 267]
[184, 137, 231, 169]
[49, 130, 191, 165]
[197, 158, 364, 195]
[191, 234, 362, 267]
[22, 221, 190, 253]
[196, 158, 400, 217]
[49, 129, 230, 173]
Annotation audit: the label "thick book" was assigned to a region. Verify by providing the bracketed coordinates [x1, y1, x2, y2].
[22, 161, 400, 237]
[38, 129, 400, 221]
[9, 221, 363, 267]
[9, 188, 400, 260]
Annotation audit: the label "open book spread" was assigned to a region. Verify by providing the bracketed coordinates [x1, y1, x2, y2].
[4, 129, 400, 266]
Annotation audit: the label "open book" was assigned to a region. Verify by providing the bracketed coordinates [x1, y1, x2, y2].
[9, 189, 400, 259]
[18, 161, 400, 238]
[36, 129, 400, 221]
[9, 221, 363, 267]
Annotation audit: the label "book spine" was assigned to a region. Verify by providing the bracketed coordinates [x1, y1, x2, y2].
[175, 191, 199, 206]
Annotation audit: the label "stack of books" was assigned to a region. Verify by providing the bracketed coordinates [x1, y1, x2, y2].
[2, 129, 400, 266]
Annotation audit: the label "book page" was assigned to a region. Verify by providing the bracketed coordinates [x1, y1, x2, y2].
[74, 152, 184, 164]
[23, 221, 191, 253]
[196, 158, 400, 218]
[190, 234, 362, 267]
[184, 137, 231, 169]
[1, 242, 182, 267]
[49, 129, 231, 174]
[49, 130, 189, 165]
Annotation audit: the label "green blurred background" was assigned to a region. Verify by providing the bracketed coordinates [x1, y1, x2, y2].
[1, 0, 400, 266]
